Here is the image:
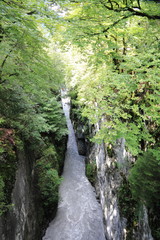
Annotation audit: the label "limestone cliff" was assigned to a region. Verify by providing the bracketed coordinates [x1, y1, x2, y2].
[0, 135, 66, 240]
[71, 107, 153, 240]
[88, 134, 153, 240]
[0, 147, 41, 240]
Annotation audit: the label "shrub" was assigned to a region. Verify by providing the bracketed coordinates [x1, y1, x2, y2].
[0, 176, 5, 216]
[129, 148, 160, 207]
[129, 148, 160, 239]
[86, 161, 97, 186]
[36, 145, 63, 208]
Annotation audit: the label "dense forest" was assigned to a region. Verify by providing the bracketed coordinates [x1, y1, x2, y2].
[0, 0, 160, 239]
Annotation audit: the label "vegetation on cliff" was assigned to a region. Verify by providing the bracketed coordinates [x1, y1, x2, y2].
[0, 0, 160, 239]
[0, 0, 67, 227]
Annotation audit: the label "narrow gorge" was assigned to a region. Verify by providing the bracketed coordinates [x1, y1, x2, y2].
[0, 0, 160, 239]
[43, 92, 105, 240]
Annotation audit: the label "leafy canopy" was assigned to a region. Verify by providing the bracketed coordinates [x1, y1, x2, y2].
[0, 0, 67, 215]
[57, 0, 160, 155]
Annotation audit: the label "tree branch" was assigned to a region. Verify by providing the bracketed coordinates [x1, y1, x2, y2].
[1, 49, 12, 69]
[99, 0, 160, 20]
[126, 7, 160, 20]
[0, 49, 13, 84]
[113, 6, 160, 20]
[82, 13, 134, 36]
[0, 72, 19, 85]
[78, 6, 160, 39]
[99, 0, 113, 10]
[27, 10, 37, 15]
[102, 14, 134, 33]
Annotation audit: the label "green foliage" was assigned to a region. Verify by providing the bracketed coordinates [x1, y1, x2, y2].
[56, 2, 160, 237]
[0, 0, 68, 222]
[42, 97, 68, 140]
[118, 177, 139, 239]
[0, 87, 67, 147]
[36, 145, 63, 207]
[70, 89, 84, 122]
[0, 85, 67, 216]
[129, 148, 160, 207]
[129, 148, 160, 239]
[86, 161, 97, 186]
[0, 129, 17, 206]
[57, 0, 160, 156]
[0, 175, 13, 216]
[69, 88, 90, 140]
[0, 0, 67, 144]
[0, 176, 5, 216]
[1, 0, 50, 84]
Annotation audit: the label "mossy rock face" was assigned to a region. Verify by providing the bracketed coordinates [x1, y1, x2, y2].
[77, 139, 87, 156]
[86, 162, 97, 186]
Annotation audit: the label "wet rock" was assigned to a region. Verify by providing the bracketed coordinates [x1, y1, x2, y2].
[77, 138, 87, 156]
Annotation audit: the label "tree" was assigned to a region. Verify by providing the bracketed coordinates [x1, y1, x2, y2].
[129, 148, 160, 239]
[55, 1, 160, 237]
[56, 0, 160, 155]
[0, 0, 67, 216]
[129, 148, 160, 207]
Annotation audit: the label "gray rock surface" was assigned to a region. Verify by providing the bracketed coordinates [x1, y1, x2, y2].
[0, 149, 38, 240]
[89, 141, 125, 240]
[43, 93, 105, 240]
[89, 125, 153, 240]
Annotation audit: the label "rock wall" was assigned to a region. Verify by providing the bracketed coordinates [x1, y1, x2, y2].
[64, 97, 154, 240]
[88, 136, 153, 240]
[0, 148, 40, 240]
[135, 205, 153, 240]
[88, 140, 125, 240]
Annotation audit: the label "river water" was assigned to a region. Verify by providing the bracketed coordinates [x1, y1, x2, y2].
[42, 92, 106, 240]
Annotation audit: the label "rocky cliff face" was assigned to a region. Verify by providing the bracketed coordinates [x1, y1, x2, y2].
[88, 134, 153, 240]
[61, 94, 154, 240]
[71, 106, 154, 240]
[88, 139, 125, 240]
[0, 135, 67, 240]
[0, 148, 40, 240]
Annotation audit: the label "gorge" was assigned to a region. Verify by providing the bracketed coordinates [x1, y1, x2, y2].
[0, 0, 160, 239]
[43, 91, 105, 240]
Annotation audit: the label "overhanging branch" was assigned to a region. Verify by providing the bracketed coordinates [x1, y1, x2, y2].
[83, 7, 159, 37]
[126, 7, 160, 20]
[83, 13, 134, 36]
[99, 0, 160, 20]
[102, 14, 134, 33]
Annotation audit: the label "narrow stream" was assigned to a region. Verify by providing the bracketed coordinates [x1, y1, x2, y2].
[43, 92, 106, 240]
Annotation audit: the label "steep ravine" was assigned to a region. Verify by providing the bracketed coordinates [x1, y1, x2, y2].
[0, 125, 66, 240]
[43, 93, 105, 240]
[70, 96, 153, 240]
[0, 91, 153, 240]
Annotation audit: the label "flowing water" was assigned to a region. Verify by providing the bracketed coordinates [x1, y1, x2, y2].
[43, 92, 106, 240]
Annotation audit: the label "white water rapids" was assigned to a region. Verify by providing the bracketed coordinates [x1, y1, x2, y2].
[43, 92, 106, 240]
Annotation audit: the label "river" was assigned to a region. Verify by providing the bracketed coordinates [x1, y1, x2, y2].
[42, 91, 106, 240]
